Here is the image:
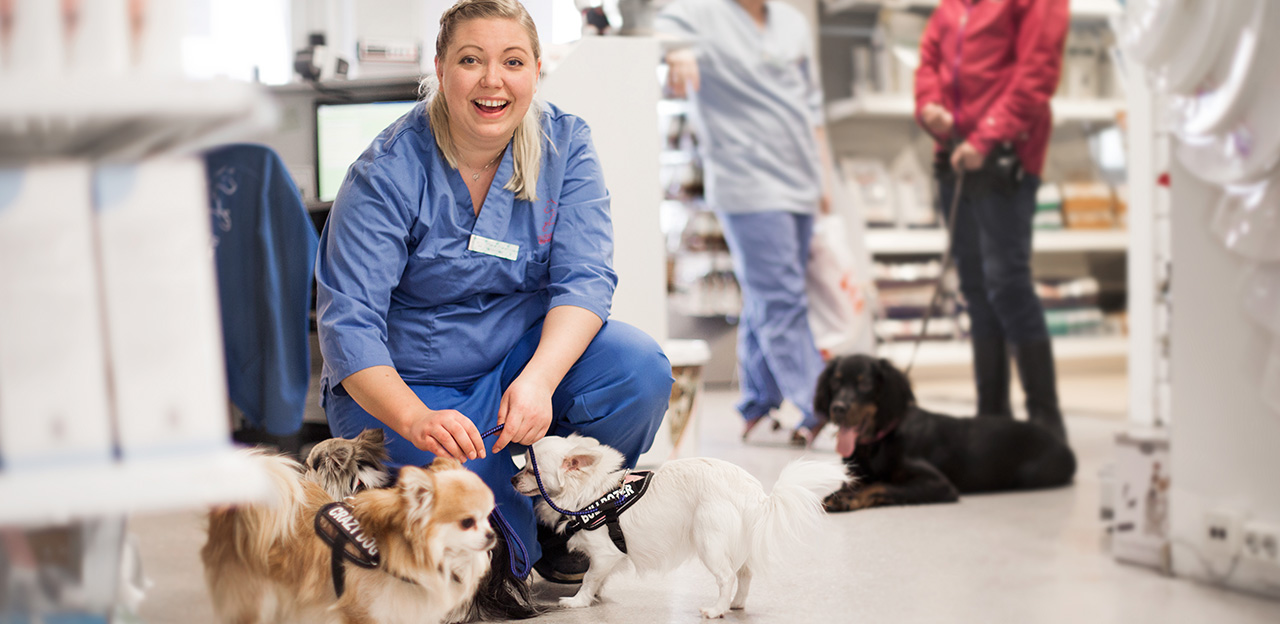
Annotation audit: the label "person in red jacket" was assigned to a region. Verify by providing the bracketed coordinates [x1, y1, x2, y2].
[914, 0, 1070, 442]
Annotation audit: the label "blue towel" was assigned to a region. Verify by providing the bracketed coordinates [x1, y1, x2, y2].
[205, 144, 319, 436]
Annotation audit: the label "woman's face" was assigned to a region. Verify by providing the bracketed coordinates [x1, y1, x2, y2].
[435, 17, 540, 152]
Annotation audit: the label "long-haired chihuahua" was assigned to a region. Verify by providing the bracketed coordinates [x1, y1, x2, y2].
[202, 452, 496, 624]
[513, 434, 847, 619]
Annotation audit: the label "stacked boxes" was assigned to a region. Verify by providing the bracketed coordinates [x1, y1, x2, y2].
[0, 162, 115, 470]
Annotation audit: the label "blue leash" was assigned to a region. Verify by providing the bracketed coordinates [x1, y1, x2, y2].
[480, 424, 610, 518]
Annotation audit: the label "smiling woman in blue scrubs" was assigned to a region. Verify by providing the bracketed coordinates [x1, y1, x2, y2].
[314, 0, 672, 587]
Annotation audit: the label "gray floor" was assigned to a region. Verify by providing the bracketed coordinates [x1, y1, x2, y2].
[132, 365, 1280, 623]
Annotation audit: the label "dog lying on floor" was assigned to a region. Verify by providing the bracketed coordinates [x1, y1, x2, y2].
[513, 434, 847, 619]
[202, 450, 496, 624]
[815, 354, 1076, 512]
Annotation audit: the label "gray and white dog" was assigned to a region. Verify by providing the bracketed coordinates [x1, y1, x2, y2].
[303, 428, 390, 500]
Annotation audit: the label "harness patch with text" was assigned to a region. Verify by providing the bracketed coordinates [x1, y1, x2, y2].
[315, 502, 379, 596]
[561, 471, 654, 554]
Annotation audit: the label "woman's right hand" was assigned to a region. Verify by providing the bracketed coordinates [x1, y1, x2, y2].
[922, 102, 954, 137]
[403, 407, 486, 462]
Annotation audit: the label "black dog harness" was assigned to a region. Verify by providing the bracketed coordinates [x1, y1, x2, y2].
[554, 471, 654, 554]
[315, 501, 419, 597]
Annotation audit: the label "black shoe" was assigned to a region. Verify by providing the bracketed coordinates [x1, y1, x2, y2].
[533, 526, 589, 584]
[533, 548, 589, 584]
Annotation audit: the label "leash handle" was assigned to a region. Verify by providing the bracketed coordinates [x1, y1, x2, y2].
[903, 170, 965, 378]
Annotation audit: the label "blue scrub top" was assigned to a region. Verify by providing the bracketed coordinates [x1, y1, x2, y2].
[656, 0, 825, 215]
[316, 101, 617, 393]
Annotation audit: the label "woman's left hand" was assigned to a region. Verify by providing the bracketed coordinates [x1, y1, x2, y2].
[492, 373, 555, 454]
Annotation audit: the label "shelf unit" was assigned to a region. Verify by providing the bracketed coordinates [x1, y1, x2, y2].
[877, 333, 1127, 367]
[0, 79, 277, 527]
[866, 228, 1128, 255]
[826, 94, 1125, 125]
[823, 0, 1121, 20]
[0, 78, 276, 162]
[0, 451, 270, 527]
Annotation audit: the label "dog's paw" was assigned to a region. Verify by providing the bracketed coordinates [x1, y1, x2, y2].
[559, 595, 594, 609]
[822, 482, 859, 512]
[824, 483, 888, 512]
[700, 606, 727, 619]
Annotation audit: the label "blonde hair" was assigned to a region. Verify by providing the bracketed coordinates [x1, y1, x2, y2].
[423, 0, 543, 201]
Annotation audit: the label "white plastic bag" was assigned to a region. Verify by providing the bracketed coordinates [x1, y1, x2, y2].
[807, 215, 872, 358]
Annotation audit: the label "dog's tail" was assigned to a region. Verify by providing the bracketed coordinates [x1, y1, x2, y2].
[206, 449, 309, 563]
[750, 459, 849, 568]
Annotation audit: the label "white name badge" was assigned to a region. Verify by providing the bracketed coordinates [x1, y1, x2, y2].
[468, 234, 520, 261]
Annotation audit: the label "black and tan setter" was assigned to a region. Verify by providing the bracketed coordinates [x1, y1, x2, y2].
[816, 354, 1076, 512]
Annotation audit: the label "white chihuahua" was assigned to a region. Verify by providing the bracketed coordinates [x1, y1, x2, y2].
[512, 434, 848, 619]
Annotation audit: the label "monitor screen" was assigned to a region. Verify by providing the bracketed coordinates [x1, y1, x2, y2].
[315, 99, 419, 202]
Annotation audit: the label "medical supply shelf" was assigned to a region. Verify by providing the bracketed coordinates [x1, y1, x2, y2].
[0, 78, 277, 527]
[0, 77, 275, 162]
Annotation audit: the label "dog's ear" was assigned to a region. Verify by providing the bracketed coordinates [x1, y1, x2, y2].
[874, 358, 915, 420]
[562, 450, 601, 474]
[398, 466, 435, 526]
[813, 356, 839, 419]
[355, 427, 386, 447]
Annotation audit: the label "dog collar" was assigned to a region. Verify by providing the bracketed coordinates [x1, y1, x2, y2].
[560, 471, 654, 554]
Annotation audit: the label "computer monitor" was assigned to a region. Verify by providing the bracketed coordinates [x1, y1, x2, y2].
[314, 99, 419, 203]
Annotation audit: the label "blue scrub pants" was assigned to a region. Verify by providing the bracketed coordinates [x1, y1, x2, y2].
[323, 320, 672, 577]
[718, 211, 825, 430]
[938, 173, 1051, 344]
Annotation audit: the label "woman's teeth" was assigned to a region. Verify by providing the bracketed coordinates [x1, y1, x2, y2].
[474, 99, 509, 112]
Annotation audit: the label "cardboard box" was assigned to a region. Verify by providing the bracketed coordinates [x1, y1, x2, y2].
[93, 158, 230, 457]
[0, 161, 115, 470]
[1061, 181, 1117, 229]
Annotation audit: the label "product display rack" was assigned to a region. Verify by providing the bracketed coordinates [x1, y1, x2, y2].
[0, 77, 276, 527]
[819, 0, 1130, 366]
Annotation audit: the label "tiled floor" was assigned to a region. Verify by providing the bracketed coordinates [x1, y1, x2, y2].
[131, 363, 1280, 623]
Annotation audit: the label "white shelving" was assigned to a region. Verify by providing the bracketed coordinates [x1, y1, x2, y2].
[866, 228, 1128, 254]
[0, 78, 275, 161]
[0, 448, 271, 527]
[824, 0, 1121, 20]
[878, 334, 1127, 367]
[827, 94, 1124, 124]
[0, 77, 277, 526]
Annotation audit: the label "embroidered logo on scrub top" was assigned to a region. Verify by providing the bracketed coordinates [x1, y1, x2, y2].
[468, 234, 519, 261]
[539, 199, 557, 245]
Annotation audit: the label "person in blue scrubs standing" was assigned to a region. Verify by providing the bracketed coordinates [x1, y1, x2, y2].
[656, 0, 832, 445]
[315, 0, 672, 587]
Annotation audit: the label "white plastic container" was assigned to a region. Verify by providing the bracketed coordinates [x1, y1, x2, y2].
[0, 161, 115, 470]
[69, 0, 130, 78]
[93, 157, 230, 458]
[8, 0, 65, 78]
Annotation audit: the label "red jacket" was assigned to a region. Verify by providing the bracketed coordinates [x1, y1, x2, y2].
[914, 0, 1069, 177]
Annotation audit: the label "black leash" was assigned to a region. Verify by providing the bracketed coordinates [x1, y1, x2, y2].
[903, 170, 965, 378]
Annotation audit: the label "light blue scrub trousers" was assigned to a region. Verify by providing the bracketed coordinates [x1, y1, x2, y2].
[718, 211, 825, 430]
[323, 320, 672, 577]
